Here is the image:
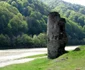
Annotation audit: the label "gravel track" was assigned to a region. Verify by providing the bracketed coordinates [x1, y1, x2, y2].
[0, 46, 79, 67]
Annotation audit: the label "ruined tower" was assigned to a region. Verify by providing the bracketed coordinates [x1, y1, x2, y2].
[47, 12, 68, 59]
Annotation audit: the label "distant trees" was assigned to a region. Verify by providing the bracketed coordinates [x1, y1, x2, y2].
[15, 34, 33, 48]
[42, 0, 85, 45]
[0, 0, 85, 49]
[8, 0, 49, 35]
[0, 34, 10, 49]
[0, 0, 49, 49]
[33, 33, 47, 47]
[8, 13, 28, 36]
[0, 33, 47, 49]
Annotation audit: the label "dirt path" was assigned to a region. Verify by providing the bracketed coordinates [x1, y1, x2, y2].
[0, 46, 79, 67]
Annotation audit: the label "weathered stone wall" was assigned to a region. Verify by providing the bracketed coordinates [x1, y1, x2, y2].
[47, 12, 68, 59]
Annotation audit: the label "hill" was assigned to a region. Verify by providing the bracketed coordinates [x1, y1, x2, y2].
[0, 0, 85, 49]
[41, 0, 85, 45]
[0, 0, 49, 49]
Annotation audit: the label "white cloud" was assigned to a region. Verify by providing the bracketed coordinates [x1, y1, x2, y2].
[63, 0, 85, 6]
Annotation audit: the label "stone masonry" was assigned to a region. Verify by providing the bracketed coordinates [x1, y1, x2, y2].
[47, 12, 68, 59]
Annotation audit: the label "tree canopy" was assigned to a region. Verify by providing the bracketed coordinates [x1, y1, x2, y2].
[41, 0, 85, 45]
[0, 0, 85, 49]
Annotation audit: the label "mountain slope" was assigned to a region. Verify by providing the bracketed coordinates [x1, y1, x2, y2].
[7, 0, 50, 35]
[0, 0, 49, 49]
[41, 0, 85, 45]
[0, 0, 85, 49]
[41, 0, 85, 26]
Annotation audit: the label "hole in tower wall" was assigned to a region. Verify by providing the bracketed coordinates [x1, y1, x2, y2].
[59, 33, 63, 39]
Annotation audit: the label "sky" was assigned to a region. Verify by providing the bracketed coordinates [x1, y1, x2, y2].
[63, 0, 85, 6]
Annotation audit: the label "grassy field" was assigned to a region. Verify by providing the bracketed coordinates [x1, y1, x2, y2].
[0, 45, 85, 70]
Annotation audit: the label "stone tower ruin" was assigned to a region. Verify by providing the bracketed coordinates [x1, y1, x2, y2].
[47, 12, 68, 59]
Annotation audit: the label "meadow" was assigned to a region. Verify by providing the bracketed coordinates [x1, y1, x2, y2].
[0, 45, 85, 70]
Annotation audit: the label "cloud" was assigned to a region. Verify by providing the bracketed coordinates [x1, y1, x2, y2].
[63, 0, 85, 6]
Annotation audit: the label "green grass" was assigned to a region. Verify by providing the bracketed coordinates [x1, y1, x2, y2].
[47, 45, 85, 70]
[0, 45, 85, 70]
[0, 58, 51, 70]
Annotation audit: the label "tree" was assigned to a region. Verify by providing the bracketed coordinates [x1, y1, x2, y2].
[37, 33, 47, 47]
[0, 34, 10, 49]
[8, 13, 28, 36]
[20, 34, 33, 47]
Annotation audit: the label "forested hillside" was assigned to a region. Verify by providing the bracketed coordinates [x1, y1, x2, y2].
[0, 0, 49, 49]
[0, 0, 85, 49]
[41, 0, 85, 45]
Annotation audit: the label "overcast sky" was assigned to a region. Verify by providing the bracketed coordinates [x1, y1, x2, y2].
[63, 0, 85, 6]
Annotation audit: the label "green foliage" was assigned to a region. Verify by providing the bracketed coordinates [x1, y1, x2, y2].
[0, 0, 85, 48]
[33, 33, 47, 47]
[41, 0, 85, 45]
[8, 0, 49, 35]
[0, 34, 10, 48]
[0, 0, 49, 48]
[0, 33, 47, 49]
[15, 34, 33, 48]
[8, 13, 28, 36]
[0, 2, 19, 34]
